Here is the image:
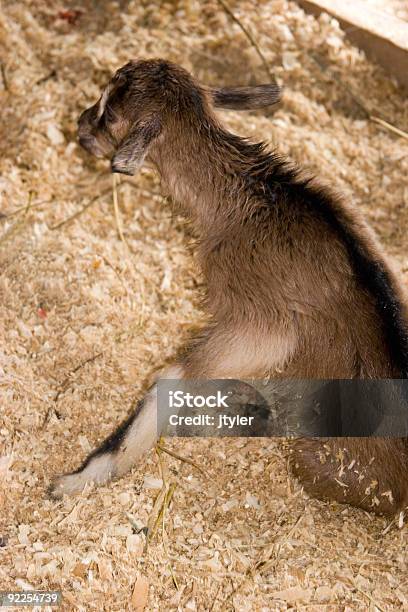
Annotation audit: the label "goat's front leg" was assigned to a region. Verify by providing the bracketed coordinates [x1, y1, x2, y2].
[49, 329, 231, 498]
[49, 323, 289, 498]
[49, 364, 183, 498]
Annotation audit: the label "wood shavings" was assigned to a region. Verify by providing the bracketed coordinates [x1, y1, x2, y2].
[1, 0, 407, 610]
[271, 585, 313, 603]
[215, 0, 276, 83]
[131, 575, 149, 611]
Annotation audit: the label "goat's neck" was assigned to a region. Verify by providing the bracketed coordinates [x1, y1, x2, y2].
[150, 123, 244, 233]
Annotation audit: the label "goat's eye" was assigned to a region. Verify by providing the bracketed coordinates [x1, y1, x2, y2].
[98, 107, 118, 136]
[103, 106, 116, 123]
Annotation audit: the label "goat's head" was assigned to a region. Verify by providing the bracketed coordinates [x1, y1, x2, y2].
[77, 58, 281, 176]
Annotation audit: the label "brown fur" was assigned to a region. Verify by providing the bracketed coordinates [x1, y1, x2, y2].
[52, 59, 408, 515]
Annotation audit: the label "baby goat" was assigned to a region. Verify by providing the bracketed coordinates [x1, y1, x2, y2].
[51, 59, 408, 516]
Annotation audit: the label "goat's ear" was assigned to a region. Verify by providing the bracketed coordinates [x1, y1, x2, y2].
[111, 117, 162, 176]
[209, 84, 281, 110]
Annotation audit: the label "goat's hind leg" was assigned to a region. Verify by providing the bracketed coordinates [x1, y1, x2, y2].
[291, 437, 408, 516]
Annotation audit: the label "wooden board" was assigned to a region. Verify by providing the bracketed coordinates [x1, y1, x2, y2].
[297, 0, 408, 90]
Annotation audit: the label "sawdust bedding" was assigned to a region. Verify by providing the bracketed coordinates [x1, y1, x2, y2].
[0, 0, 407, 610]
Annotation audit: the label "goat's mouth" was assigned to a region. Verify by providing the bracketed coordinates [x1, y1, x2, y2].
[78, 134, 113, 159]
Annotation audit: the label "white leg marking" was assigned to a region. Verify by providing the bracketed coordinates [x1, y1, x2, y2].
[50, 454, 115, 499]
[115, 365, 184, 475]
[49, 365, 184, 498]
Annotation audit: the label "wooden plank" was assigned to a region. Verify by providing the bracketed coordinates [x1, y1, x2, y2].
[297, 0, 408, 90]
